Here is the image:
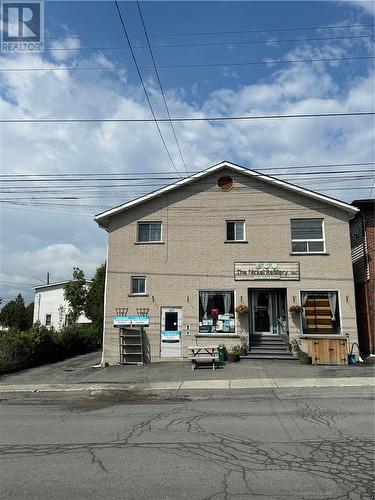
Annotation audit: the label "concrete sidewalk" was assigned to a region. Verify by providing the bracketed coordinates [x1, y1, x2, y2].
[0, 376, 373, 394]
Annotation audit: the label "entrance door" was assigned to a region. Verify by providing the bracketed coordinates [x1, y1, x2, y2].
[253, 291, 272, 334]
[160, 307, 181, 357]
[251, 290, 287, 335]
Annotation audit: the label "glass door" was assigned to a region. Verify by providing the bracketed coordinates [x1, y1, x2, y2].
[253, 291, 272, 334]
[251, 290, 287, 335]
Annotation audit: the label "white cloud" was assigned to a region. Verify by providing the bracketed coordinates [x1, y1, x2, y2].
[344, 1, 375, 16]
[49, 36, 81, 61]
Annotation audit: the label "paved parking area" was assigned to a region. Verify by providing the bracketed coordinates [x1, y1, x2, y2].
[0, 351, 373, 388]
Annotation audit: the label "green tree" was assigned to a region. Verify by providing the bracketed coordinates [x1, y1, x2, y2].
[64, 268, 87, 324]
[84, 263, 106, 329]
[0, 294, 33, 330]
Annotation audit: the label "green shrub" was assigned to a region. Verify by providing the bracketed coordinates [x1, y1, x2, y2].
[0, 323, 102, 375]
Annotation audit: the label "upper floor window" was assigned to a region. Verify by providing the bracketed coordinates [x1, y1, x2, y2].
[137, 222, 162, 243]
[131, 276, 146, 295]
[291, 219, 325, 253]
[45, 314, 52, 327]
[226, 221, 245, 241]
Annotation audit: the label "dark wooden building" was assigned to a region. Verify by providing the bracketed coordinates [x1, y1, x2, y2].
[350, 199, 374, 355]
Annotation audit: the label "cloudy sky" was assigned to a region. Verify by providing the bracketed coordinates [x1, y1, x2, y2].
[0, 0, 374, 304]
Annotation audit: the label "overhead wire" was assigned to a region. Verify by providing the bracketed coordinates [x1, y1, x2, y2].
[136, 1, 188, 174]
[33, 33, 374, 52]
[1, 161, 373, 176]
[1, 56, 373, 73]
[44, 23, 374, 40]
[113, 0, 183, 177]
[1, 111, 373, 123]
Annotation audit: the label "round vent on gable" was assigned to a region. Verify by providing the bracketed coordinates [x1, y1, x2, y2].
[217, 175, 234, 191]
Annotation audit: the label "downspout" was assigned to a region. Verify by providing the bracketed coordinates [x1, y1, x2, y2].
[100, 240, 109, 367]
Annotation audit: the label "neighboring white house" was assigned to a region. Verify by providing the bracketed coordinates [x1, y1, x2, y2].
[33, 281, 92, 330]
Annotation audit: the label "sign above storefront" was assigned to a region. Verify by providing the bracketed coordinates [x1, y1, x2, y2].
[234, 262, 300, 281]
[113, 315, 149, 327]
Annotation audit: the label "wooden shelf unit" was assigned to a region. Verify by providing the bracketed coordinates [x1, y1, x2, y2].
[119, 327, 144, 365]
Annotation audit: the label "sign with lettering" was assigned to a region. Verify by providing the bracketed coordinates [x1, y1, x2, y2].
[161, 331, 180, 341]
[234, 262, 300, 281]
[113, 315, 149, 327]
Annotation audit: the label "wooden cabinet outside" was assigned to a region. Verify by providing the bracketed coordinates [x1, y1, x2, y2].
[307, 336, 348, 365]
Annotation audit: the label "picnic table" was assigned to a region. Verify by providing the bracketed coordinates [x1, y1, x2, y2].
[188, 345, 219, 371]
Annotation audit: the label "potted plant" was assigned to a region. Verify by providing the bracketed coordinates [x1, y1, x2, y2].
[235, 304, 249, 315]
[298, 351, 311, 365]
[227, 345, 244, 362]
[288, 305, 303, 315]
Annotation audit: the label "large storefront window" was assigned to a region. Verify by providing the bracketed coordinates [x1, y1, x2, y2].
[198, 291, 235, 334]
[301, 291, 340, 334]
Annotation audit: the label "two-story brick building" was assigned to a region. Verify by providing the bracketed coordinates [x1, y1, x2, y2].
[94, 161, 359, 364]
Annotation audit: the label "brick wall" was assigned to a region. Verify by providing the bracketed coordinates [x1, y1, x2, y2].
[100, 168, 358, 364]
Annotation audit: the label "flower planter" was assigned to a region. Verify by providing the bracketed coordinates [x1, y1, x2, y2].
[227, 353, 240, 362]
[298, 354, 311, 365]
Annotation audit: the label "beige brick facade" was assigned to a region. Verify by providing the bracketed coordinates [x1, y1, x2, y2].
[98, 166, 358, 364]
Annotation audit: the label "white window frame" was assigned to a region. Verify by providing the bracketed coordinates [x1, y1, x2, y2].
[226, 220, 246, 242]
[197, 289, 237, 335]
[130, 276, 147, 295]
[299, 289, 342, 336]
[291, 218, 325, 254]
[45, 314, 52, 327]
[136, 221, 162, 243]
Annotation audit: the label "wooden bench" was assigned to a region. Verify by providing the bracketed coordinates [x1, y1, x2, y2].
[188, 346, 219, 371]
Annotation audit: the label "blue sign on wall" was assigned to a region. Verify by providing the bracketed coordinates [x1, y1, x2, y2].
[161, 331, 180, 341]
[113, 315, 149, 327]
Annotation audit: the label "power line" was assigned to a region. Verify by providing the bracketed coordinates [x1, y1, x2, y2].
[45, 23, 374, 40]
[1, 162, 373, 176]
[1, 111, 373, 123]
[38, 33, 373, 52]
[138, 33, 375, 49]
[113, 0, 183, 178]
[1, 55, 372, 72]
[0, 170, 373, 184]
[136, 1, 188, 174]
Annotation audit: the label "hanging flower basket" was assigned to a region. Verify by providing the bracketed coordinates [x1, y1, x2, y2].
[235, 304, 249, 315]
[289, 305, 303, 315]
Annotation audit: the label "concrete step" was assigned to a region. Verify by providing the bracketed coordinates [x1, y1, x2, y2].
[250, 346, 288, 352]
[251, 342, 286, 347]
[248, 348, 292, 355]
[241, 353, 297, 360]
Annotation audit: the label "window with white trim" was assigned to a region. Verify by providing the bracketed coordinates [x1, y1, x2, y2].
[131, 276, 146, 295]
[198, 291, 235, 334]
[45, 314, 52, 327]
[301, 291, 340, 334]
[226, 221, 245, 241]
[137, 222, 162, 243]
[291, 219, 325, 253]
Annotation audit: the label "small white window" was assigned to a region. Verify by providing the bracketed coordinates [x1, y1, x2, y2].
[291, 219, 325, 253]
[226, 221, 245, 241]
[137, 222, 162, 242]
[131, 276, 146, 295]
[45, 314, 52, 327]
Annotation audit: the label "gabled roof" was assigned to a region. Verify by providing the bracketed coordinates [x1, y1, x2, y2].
[94, 160, 358, 230]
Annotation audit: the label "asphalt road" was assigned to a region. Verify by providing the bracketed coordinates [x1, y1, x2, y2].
[1, 388, 374, 500]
